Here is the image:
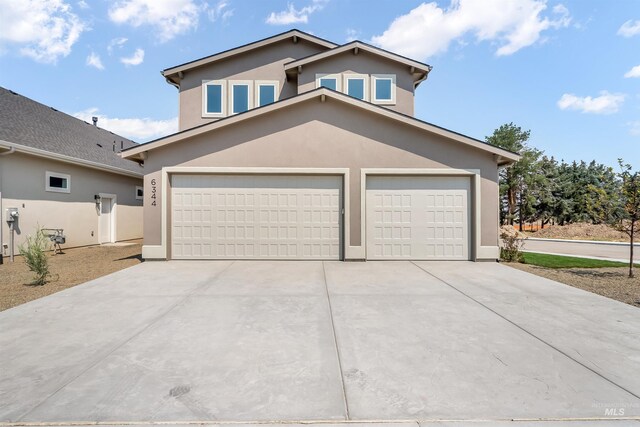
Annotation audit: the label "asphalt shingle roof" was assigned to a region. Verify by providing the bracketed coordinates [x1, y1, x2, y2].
[0, 86, 143, 175]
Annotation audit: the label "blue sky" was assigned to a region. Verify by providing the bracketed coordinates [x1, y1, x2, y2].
[0, 0, 638, 168]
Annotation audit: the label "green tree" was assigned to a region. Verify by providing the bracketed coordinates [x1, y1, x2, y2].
[486, 123, 541, 230]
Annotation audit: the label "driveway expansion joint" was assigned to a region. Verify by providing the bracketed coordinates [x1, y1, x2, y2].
[321, 261, 351, 420]
[410, 261, 640, 402]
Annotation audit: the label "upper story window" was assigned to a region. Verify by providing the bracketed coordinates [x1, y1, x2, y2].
[316, 74, 341, 91]
[344, 74, 368, 101]
[230, 81, 252, 114]
[202, 80, 226, 117]
[256, 81, 279, 107]
[46, 171, 70, 193]
[372, 74, 396, 105]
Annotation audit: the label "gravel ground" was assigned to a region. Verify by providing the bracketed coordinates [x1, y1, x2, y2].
[523, 222, 629, 242]
[507, 262, 640, 307]
[0, 241, 142, 311]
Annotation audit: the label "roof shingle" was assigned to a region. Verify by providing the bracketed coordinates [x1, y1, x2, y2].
[0, 86, 143, 175]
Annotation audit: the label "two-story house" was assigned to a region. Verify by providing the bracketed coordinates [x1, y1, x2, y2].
[122, 30, 519, 261]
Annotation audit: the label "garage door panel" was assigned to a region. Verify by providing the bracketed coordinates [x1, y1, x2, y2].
[171, 175, 341, 260]
[366, 176, 470, 260]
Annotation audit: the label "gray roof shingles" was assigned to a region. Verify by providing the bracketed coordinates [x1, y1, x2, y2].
[0, 86, 143, 175]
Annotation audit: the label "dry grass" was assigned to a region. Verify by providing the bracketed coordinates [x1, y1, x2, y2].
[0, 240, 142, 311]
[507, 262, 640, 308]
[524, 222, 628, 242]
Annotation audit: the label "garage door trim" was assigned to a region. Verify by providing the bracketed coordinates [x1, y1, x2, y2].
[155, 167, 350, 260]
[360, 168, 481, 261]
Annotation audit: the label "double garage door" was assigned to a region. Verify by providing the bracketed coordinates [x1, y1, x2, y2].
[171, 174, 470, 260]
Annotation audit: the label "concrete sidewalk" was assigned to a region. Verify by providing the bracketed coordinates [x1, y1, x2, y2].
[0, 261, 638, 424]
[521, 238, 637, 263]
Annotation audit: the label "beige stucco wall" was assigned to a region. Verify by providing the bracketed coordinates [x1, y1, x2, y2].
[177, 39, 326, 131]
[0, 153, 143, 254]
[296, 51, 416, 116]
[141, 98, 500, 257]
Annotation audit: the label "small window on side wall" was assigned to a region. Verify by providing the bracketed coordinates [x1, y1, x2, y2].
[202, 80, 226, 117]
[230, 81, 253, 114]
[344, 74, 368, 101]
[255, 81, 279, 107]
[316, 74, 341, 91]
[135, 186, 144, 200]
[372, 74, 396, 105]
[46, 171, 70, 193]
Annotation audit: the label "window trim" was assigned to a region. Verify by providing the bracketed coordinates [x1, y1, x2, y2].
[135, 186, 144, 200]
[45, 171, 70, 193]
[202, 80, 226, 118]
[343, 73, 369, 101]
[229, 80, 253, 115]
[371, 74, 396, 105]
[315, 73, 342, 92]
[255, 80, 279, 107]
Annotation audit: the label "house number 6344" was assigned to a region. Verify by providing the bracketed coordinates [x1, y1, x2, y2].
[150, 179, 157, 206]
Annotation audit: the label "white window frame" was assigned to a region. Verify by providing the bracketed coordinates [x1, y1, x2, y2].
[255, 80, 280, 107]
[202, 80, 226, 118]
[45, 171, 70, 193]
[371, 74, 396, 105]
[135, 186, 144, 200]
[343, 73, 369, 101]
[315, 73, 342, 92]
[229, 80, 253, 115]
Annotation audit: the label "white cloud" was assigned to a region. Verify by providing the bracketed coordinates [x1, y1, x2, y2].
[624, 65, 640, 78]
[108, 0, 201, 42]
[77, 0, 88, 9]
[73, 108, 178, 141]
[617, 20, 640, 37]
[86, 52, 104, 70]
[557, 91, 626, 115]
[107, 37, 128, 54]
[208, 0, 234, 23]
[265, 0, 327, 25]
[370, 0, 571, 60]
[628, 121, 640, 136]
[345, 28, 360, 42]
[120, 48, 145, 66]
[0, 0, 85, 63]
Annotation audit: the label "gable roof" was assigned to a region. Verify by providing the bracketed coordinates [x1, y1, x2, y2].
[0, 87, 143, 177]
[284, 41, 433, 87]
[162, 29, 337, 85]
[121, 88, 520, 166]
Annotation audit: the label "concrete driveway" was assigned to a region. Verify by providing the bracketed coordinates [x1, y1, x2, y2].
[1, 261, 639, 426]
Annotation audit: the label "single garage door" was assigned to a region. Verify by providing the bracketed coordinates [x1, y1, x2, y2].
[366, 176, 470, 260]
[171, 175, 342, 259]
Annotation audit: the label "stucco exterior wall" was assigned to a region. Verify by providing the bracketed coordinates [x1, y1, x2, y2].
[177, 39, 326, 131]
[0, 153, 143, 254]
[141, 98, 500, 257]
[295, 51, 416, 116]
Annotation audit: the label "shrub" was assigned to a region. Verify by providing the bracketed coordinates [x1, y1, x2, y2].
[18, 226, 51, 286]
[500, 226, 525, 262]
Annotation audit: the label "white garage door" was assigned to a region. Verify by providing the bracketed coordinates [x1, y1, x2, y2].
[366, 176, 470, 260]
[171, 175, 342, 259]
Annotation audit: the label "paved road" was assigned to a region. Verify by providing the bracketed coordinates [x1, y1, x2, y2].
[1, 261, 639, 424]
[522, 238, 638, 262]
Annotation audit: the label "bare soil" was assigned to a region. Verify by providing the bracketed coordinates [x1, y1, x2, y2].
[524, 222, 628, 242]
[0, 241, 142, 311]
[507, 262, 640, 307]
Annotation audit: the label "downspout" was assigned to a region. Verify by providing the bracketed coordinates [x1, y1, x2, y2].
[0, 147, 15, 156]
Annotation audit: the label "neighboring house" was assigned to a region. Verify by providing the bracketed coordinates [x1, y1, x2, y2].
[0, 87, 144, 263]
[122, 29, 520, 261]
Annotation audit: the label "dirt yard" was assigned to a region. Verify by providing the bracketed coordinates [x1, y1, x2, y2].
[507, 263, 640, 307]
[0, 240, 142, 311]
[524, 222, 628, 242]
